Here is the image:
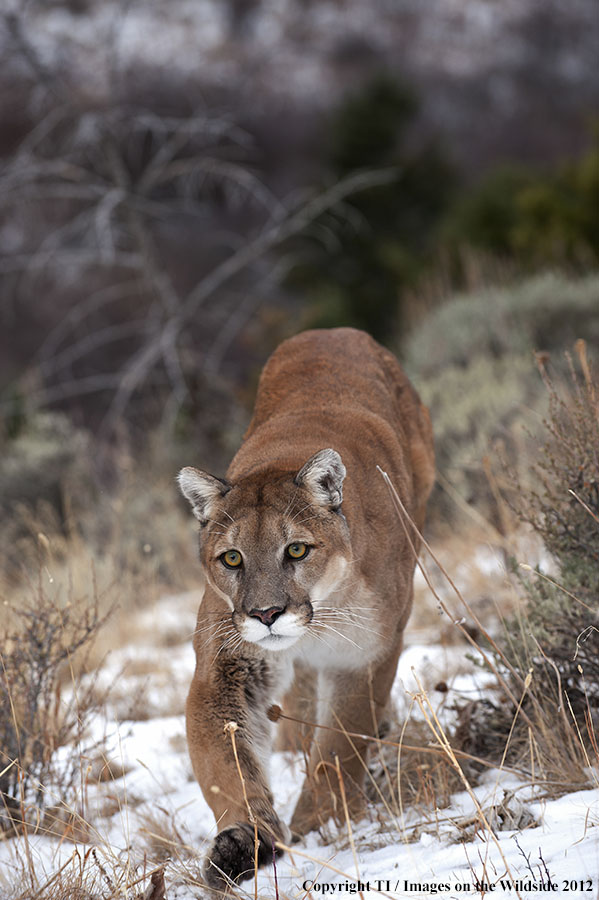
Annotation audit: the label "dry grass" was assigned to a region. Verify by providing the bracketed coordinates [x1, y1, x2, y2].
[0, 847, 170, 900]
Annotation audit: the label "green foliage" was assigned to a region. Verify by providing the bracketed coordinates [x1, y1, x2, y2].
[445, 144, 599, 268]
[331, 76, 417, 173]
[289, 74, 455, 340]
[445, 167, 535, 257]
[1, 387, 28, 441]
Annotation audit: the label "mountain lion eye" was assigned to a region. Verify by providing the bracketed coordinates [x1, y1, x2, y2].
[221, 550, 243, 569]
[286, 542, 309, 560]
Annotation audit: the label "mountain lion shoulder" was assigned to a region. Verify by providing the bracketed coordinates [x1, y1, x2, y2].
[178, 327, 434, 889]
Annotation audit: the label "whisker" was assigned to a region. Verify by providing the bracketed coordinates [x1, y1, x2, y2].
[212, 631, 240, 664]
[311, 622, 363, 650]
[291, 515, 319, 527]
[316, 607, 372, 619]
[195, 630, 233, 650]
[200, 627, 236, 653]
[315, 616, 381, 638]
[315, 608, 374, 625]
[289, 503, 313, 523]
[282, 491, 302, 519]
[192, 619, 232, 637]
[193, 617, 230, 632]
[317, 604, 375, 613]
[206, 518, 232, 532]
[305, 628, 335, 653]
[317, 610, 376, 626]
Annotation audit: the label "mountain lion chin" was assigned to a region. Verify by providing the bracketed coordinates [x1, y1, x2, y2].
[256, 632, 302, 651]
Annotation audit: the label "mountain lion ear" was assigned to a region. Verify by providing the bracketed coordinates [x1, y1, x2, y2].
[294, 448, 346, 510]
[178, 467, 232, 524]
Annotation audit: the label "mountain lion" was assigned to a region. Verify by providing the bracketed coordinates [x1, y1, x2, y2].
[178, 327, 434, 890]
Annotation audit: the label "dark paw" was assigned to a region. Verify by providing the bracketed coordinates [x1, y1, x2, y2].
[203, 823, 280, 888]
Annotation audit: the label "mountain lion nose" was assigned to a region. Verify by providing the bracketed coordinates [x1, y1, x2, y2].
[248, 606, 285, 627]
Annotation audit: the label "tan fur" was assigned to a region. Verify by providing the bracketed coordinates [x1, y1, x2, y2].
[178, 328, 434, 888]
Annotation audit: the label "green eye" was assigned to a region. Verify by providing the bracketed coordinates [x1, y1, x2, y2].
[222, 550, 243, 569]
[286, 542, 309, 560]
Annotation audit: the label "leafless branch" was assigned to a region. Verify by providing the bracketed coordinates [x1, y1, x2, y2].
[98, 167, 396, 436]
[38, 281, 142, 362]
[40, 319, 153, 377]
[0, 251, 142, 274]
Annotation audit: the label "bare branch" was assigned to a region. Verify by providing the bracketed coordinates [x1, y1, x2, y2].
[98, 167, 397, 435]
[40, 319, 153, 377]
[38, 280, 142, 361]
[203, 252, 297, 376]
[29, 374, 124, 405]
[0, 250, 142, 275]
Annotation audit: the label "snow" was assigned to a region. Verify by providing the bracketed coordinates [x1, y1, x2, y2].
[1, 588, 597, 899]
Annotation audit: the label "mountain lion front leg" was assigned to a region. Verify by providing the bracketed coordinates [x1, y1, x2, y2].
[290, 641, 402, 837]
[186, 655, 285, 889]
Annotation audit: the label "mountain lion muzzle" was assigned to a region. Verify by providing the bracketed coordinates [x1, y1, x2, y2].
[178, 327, 434, 890]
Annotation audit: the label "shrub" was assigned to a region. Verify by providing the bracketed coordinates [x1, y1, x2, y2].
[0, 578, 110, 835]
[414, 351, 536, 483]
[520, 344, 599, 598]
[403, 271, 599, 378]
[403, 273, 599, 526]
[456, 344, 599, 783]
[509, 343, 599, 727]
[444, 167, 536, 258]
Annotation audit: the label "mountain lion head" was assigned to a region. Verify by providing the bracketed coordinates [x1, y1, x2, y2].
[178, 448, 351, 651]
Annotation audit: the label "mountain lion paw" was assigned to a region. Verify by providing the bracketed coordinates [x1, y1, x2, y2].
[203, 823, 278, 889]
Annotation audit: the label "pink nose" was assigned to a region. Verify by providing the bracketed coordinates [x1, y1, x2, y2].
[248, 606, 285, 627]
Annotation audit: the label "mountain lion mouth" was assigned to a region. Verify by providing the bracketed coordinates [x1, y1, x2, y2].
[256, 632, 301, 651]
[239, 608, 309, 649]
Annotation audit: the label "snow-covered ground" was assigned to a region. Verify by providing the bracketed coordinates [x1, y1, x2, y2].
[1, 555, 598, 899]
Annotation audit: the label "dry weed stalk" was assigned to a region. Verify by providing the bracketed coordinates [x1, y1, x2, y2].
[409, 671, 524, 900]
[333, 757, 365, 900]
[268, 702, 527, 777]
[225, 720, 260, 898]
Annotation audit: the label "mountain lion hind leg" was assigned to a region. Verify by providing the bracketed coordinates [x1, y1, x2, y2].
[289, 638, 403, 837]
